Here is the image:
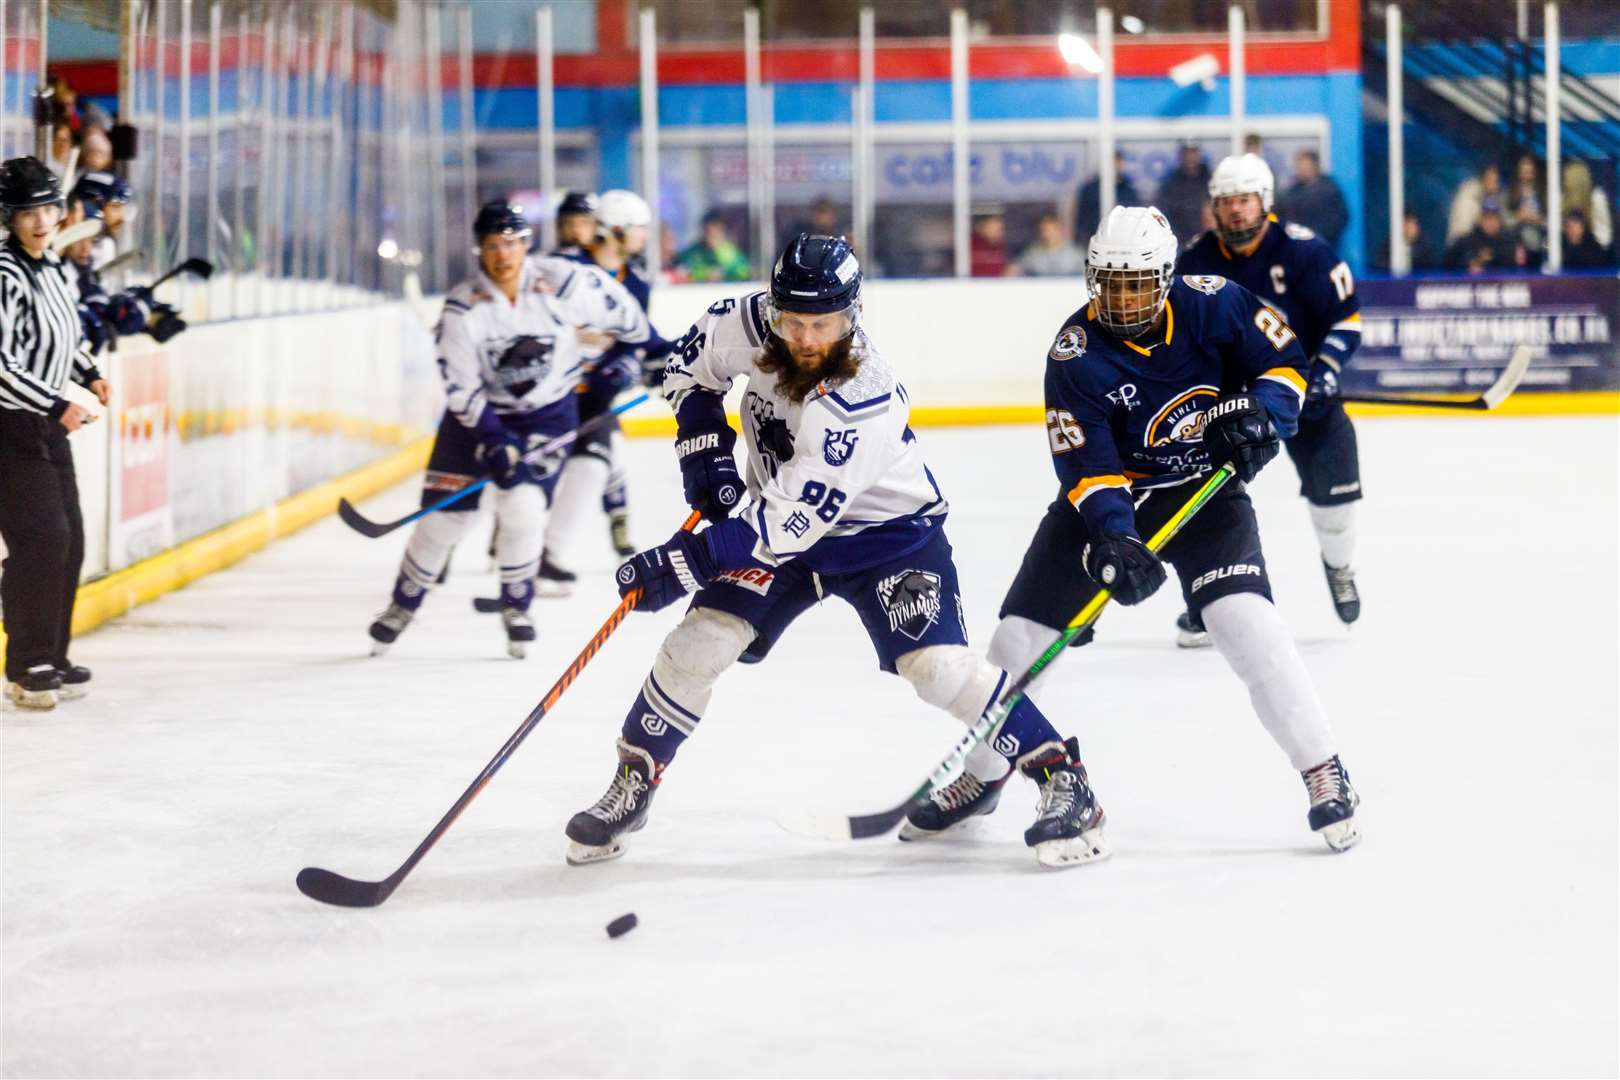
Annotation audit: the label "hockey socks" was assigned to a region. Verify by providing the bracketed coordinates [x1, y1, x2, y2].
[1308, 501, 1357, 571]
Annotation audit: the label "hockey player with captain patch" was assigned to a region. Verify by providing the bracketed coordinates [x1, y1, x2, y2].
[1177, 153, 1365, 645]
[563, 234, 1112, 869]
[366, 201, 653, 659]
[912, 205, 1361, 855]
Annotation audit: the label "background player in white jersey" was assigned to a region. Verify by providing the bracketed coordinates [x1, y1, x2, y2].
[563, 235, 1107, 869]
[367, 201, 652, 658]
[1177, 154, 1365, 645]
[915, 208, 1361, 854]
[539, 188, 663, 592]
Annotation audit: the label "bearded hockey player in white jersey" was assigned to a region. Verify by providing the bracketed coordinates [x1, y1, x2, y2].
[910, 207, 1361, 855]
[563, 235, 1106, 869]
[367, 201, 652, 657]
[1176, 153, 1365, 645]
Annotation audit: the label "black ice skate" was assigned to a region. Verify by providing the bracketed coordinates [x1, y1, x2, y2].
[6, 664, 62, 711]
[1175, 609, 1211, 649]
[608, 509, 635, 558]
[368, 603, 415, 656]
[537, 552, 577, 597]
[1322, 560, 1361, 624]
[500, 607, 536, 659]
[1017, 737, 1109, 868]
[1302, 754, 1361, 852]
[898, 770, 1009, 841]
[55, 662, 91, 701]
[565, 739, 663, 865]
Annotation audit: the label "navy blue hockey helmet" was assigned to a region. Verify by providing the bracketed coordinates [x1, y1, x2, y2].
[1, 156, 64, 223]
[72, 170, 132, 209]
[473, 200, 532, 244]
[767, 233, 862, 335]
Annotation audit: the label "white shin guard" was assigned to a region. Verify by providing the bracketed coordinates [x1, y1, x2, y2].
[647, 607, 754, 721]
[897, 645, 1014, 784]
[543, 455, 611, 570]
[399, 509, 477, 592]
[1202, 592, 1337, 771]
[492, 483, 547, 587]
[1308, 501, 1358, 570]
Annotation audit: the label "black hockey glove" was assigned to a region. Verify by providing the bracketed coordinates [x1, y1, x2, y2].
[1301, 357, 1341, 421]
[616, 529, 719, 612]
[146, 303, 187, 343]
[1082, 533, 1165, 606]
[1202, 393, 1279, 483]
[676, 426, 744, 522]
[476, 430, 534, 490]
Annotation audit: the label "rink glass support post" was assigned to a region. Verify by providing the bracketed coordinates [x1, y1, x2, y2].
[1544, 1, 1561, 272]
[950, 7, 968, 279]
[1098, 6, 1115, 220]
[1228, 4, 1244, 156]
[638, 5, 659, 273]
[853, 6, 874, 263]
[458, 5, 476, 245]
[536, 5, 556, 252]
[1387, 4, 1407, 277]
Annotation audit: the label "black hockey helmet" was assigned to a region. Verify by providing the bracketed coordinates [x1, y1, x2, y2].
[555, 190, 599, 223]
[72, 169, 132, 209]
[473, 200, 532, 243]
[768, 233, 862, 337]
[1, 156, 64, 224]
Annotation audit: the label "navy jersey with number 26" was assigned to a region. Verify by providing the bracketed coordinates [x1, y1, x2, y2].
[1043, 275, 1309, 540]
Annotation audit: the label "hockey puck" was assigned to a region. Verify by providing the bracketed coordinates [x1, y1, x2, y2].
[605, 913, 638, 939]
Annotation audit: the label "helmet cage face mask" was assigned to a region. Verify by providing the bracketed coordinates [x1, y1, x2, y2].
[1086, 262, 1173, 339]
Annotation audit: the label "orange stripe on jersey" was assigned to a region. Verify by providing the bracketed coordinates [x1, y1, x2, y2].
[1261, 366, 1307, 394]
[1332, 313, 1363, 329]
[1066, 474, 1132, 508]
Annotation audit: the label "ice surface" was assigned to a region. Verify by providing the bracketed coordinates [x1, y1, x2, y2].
[4, 418, 1617, 1077]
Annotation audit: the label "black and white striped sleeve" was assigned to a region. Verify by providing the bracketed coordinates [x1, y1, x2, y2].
[0, 265, 68, 417]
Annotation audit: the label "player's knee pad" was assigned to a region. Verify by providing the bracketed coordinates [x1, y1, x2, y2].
[1202, 592, 1294, 687]
[895, 645, 1001, 725]
[652, 606, 753, 706]
[492, 485, 546, 580]
[400, 510, 475, 587]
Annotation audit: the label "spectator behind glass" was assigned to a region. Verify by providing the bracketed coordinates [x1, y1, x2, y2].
[1447, 162, 1502, 245]
[1155, 142, 1211, 246]
[49, 120, 75, 176]
[1277, 149, 1349, 250]
[1377, 210, 1439, 271]
[1016, 213, 1087, 277]
[1561, 210, 1612, 269]
[673, 210, 751, 283]
[1444, 198, 1520, 274]
[1506, 153, 1546, 257]
[1562, 159, 1613, 251]
[1073, 150, 1142, 248]
[969, 208, 1009, 277]
[783, 197, 845, 250]
[78, 127, 113, 174]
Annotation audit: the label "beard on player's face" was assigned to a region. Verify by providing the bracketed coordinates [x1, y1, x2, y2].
[757, 330, 859, 403]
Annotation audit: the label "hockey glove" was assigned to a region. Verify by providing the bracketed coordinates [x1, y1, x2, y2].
[1202, 393, 1278, 483]
[1082, 533, 1165, 606]
[616, 529, 720, 612]
[146, 303, 187, 343]
[476, 430, 534, 490]
[78, 304, 109, 355]
[676, 427, 744, 522]
[1301, 357, 1341, 421]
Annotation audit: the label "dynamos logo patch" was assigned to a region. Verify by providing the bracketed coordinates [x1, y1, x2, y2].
[483, 334, 555, 398]
[1144, 385, 1220, 448]
[876, 570, 943, 641]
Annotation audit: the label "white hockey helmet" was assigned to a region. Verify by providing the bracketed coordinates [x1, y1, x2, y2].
[1208, 153, 1275, 246]
[1086, 205, 1179, 340]
[597, 189, 652, 232]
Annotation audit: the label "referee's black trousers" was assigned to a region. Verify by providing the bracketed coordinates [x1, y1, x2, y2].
[0, 408, 83, 681]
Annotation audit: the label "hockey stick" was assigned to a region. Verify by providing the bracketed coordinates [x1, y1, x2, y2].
[336, 393, 651, 539]
[786, 463, 1238, 842]
[148, 256, 215, 291]
[296, 510, 702, 908]
[97, 248, 145, 276]
[52, 218, 103, 253]
[1338, 344, 1531, 411]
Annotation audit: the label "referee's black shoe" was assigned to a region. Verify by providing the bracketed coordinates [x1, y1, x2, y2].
[6, 664, 62, 711]
[56, 662, 91, 701]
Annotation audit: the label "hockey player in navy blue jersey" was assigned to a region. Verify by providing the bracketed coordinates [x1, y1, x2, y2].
[563, 235, 1107, 869]
[1177, 153, 1365, 644]
[540, 189, 665, 592]
[906, 206, 1360, 854]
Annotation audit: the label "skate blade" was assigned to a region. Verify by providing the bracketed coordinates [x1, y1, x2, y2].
[1175, 629, 1212, 649]
[5, 686, 58, 711]
[506, 641, 528, 660]
[56, 685, 88, 702]
[566, 839, 626, 865]
[1033, 829, 1111, 868]
[1319, 818, 1361, 852]
[369, 640, 392, 657]
[536, 582, 574, 599]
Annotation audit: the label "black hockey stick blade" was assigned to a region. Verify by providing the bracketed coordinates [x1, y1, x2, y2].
[295, 866, 399, 908]
[472, 596, 503, 613]
[336, 496, 397, 539]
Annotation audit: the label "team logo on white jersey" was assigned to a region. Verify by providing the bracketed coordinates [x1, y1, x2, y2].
[876, 569, 944, 641]
[1183, 274, 1227, 295]
[1144, 385, 1220, 448]
[746, 391, 795, 478]
[823, 428, 859, 466]
[1049, 325, 1087, 362]
[483, 334, 556, 398]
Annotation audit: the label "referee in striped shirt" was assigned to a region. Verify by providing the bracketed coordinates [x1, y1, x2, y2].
[1, 156, 111, 710]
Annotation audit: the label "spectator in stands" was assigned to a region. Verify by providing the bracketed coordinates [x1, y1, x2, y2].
[1156, 142, 1211, 245]
[1562, 159, 1613, 251]
[1402, 210, 1439, 271]
[48, 120, 75, 178]
[1444, 198, 1519, 274]
[969, 207, 1009, 277]
[1505, 153, 1546, 257]
[78, 127, 113, 174]
[784, 197, 845, 249]
[1447, 162, 1503, 246]
[1561, 210, 1612, 269]
[1244, 133, 1264, 155]
[1277, 149, 1349, 250]
[1015, 212, 1087, 277]
[1073, 150, 1142, 248]
[673, 210, 751, 282]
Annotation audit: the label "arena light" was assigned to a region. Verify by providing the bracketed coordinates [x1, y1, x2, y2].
[1120, 15, 1145, 33]
[1170, 52, 1220, 90]
[1057, 32, 1104, 73]
[377, 237, 399, 260]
